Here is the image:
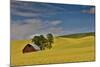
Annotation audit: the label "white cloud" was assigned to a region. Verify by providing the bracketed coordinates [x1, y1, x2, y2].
[82, 7, 95, 14]
[51, 20, 62, 26]
[11, 19, 43, 39]
[11, 9, 41, 17]
[11, 1, 63, 18]
[89, 7, 95, 14]
[11, 19, 64, 40]
[49, 27, 63, 33]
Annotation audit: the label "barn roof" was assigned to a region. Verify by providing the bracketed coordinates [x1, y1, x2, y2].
[29, 43, 40, 50]
[23, 43, 40, 53]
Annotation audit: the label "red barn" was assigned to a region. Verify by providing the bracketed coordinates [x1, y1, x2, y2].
[23, 44, 40, 53]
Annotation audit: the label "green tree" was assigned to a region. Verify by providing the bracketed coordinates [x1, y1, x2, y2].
[32, 36, 41, 47]
[31, 34, 54, 50]
[47, 33, 54, 49]
[32, 35, 48, 50]
[39, 35, 47, 50]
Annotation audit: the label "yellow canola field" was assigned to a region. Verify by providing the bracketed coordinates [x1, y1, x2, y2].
[11, 36, 95, 66]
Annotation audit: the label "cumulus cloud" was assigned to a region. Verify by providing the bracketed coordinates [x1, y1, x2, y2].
[11, 1, 43, 18]
[82, 7, 95, 14]
[11, 0, 76, 20]
[11, 9, 41, 17]
[48, 27, 64, 35]
[11, 1, 95, 40]
[11, 19, 43, 40]
[50, 20, 62, 26]
[29, 27, 64, 39]
[11, 19, 63, 40]
[11, 1, 65, 18]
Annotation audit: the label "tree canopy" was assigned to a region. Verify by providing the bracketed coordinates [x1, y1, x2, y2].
[31, 33, 54, 50]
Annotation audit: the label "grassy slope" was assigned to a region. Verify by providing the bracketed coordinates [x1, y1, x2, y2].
[11, 33, 95, 66]
[59, 32, 95, 38]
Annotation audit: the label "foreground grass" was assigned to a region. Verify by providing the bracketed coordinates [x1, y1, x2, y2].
[11, 35, 95, 66]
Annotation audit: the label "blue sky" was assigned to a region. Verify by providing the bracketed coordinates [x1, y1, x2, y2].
[11, 1, 95, 40]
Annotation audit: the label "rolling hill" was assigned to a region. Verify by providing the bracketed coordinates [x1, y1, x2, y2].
[11, 32, 95, 66]
[58, 32, 95, 38]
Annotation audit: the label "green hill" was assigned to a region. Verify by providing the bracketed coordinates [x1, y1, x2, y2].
[59, 32, 95, 38]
